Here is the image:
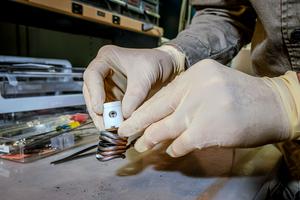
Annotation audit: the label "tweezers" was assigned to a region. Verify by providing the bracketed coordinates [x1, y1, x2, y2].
[50, 144, 97, 165]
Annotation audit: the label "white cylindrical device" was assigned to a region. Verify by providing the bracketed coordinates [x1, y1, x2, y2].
[103, 101, 123, 130]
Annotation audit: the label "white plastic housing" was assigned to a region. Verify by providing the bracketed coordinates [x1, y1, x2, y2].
[103, 101, 124, 130]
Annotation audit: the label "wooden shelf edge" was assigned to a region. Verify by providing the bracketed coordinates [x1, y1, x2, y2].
[14, 0, 164, 38]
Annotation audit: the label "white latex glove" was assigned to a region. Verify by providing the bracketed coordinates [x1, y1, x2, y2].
[118, 59, 300, 157]
[83, 45, 185, 130]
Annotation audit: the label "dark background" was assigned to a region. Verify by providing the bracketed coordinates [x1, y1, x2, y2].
[0, 0, 182, 67]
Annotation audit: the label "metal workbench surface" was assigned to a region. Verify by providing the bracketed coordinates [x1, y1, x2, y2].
[0, 144, 281, 200]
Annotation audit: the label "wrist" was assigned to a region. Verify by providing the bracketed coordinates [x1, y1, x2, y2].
[156, 45, 186, 74]
[263, 71, 300, 140]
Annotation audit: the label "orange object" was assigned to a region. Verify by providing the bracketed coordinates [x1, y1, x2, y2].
[0, 153, 31, 160]
[70, 113, 88, 123]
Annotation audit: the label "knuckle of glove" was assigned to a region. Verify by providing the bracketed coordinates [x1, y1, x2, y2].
[200, 58, 220, 65]
[143, 132, 157, 147]
[129, 113, 144, 131]
[193, 59, 225, 77]
[97, 44, 117, 57]
[83, 68, 92, 82]
[158, 118, 178, 135]
[120, 113, 144, 134]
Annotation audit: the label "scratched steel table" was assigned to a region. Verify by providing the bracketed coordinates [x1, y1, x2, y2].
[0, 144, 281, 200]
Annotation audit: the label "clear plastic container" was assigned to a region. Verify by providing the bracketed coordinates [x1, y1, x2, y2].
[0, 113, 98, 163]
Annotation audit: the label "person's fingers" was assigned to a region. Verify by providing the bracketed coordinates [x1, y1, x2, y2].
[104, 77, 125, 102]
[118, 80, 181, 137]
[122, 72, 151, 119]
[134, 112, 186, 152]
[83, 84, 104, 130]
[165, 128, 196, 158]
[83, 59, 110, 114]
[109, 69, 127, 94]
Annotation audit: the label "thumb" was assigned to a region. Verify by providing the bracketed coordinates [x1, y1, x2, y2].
[122, 75, 150, 118]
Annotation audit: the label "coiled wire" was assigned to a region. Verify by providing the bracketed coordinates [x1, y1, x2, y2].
[96, 130, 128, 162]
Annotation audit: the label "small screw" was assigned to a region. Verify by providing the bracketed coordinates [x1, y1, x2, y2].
[109, 111, 117, 118]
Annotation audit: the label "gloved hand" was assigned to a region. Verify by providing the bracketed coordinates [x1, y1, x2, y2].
[83, 45, 185, 130]
[118, 59, 300, 157]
